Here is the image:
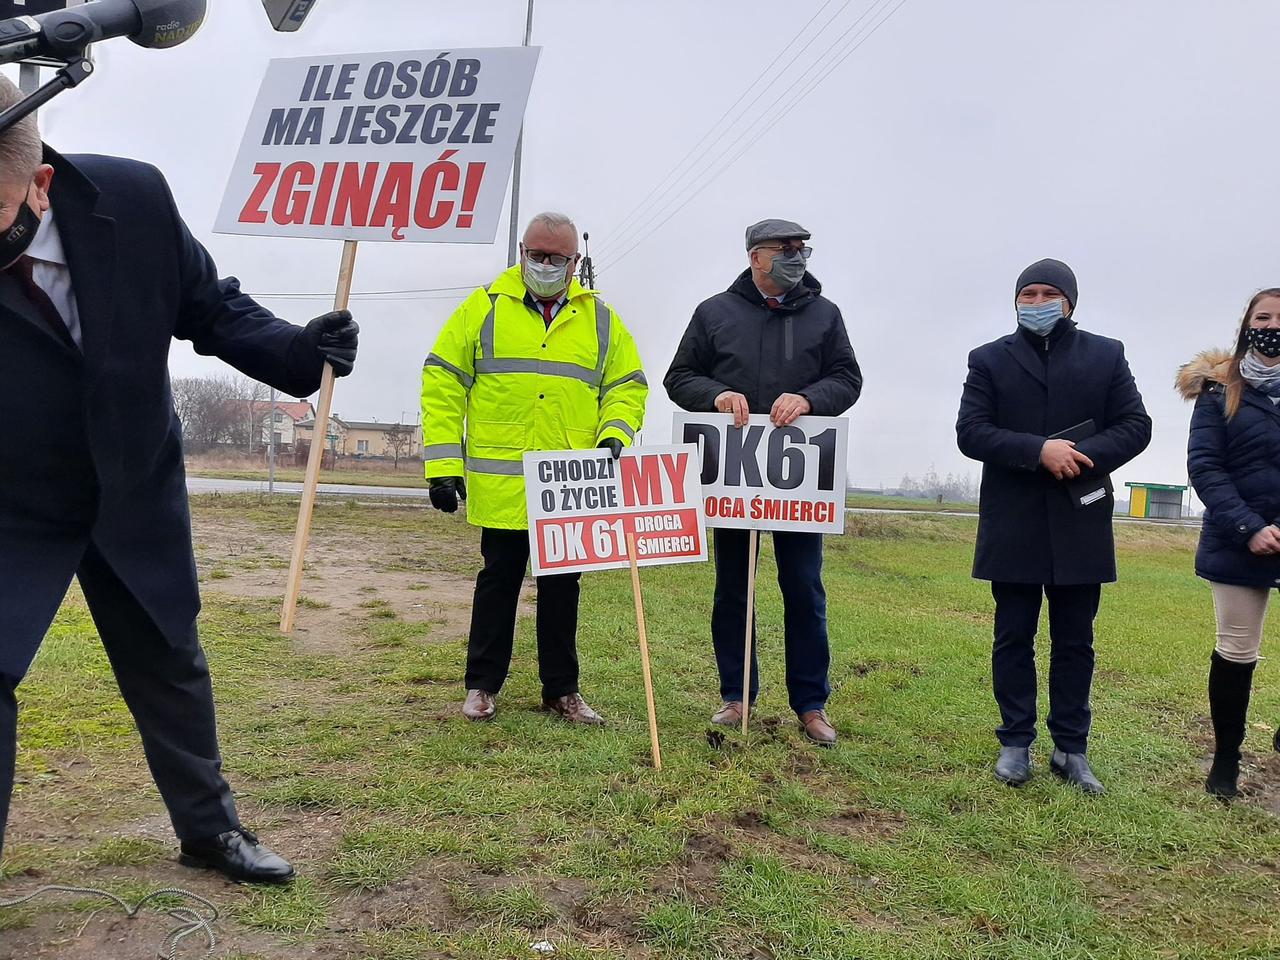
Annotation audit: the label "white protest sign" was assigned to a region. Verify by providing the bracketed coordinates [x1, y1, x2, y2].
[672, 413, 849, 534]
[524, 445, 708, 578]
[215, 47, 540, 243]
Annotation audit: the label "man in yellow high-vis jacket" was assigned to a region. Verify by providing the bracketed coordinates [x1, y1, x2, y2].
[421, 212, 647, 724]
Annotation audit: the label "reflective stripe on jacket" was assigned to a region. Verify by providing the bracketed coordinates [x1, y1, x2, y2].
[421, 265, 648, 529]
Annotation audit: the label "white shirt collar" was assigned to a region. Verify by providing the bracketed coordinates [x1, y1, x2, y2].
[755, 284, 786, 304]
[25, 209, 67, 267]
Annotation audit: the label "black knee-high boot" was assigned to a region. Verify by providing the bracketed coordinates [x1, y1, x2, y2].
[1206, 651, 1256, 798]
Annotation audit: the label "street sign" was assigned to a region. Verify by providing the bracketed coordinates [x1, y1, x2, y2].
[261, 0, 319, 32]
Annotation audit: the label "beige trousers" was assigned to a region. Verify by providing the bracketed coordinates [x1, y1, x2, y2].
[1211, 582, 1272, 663]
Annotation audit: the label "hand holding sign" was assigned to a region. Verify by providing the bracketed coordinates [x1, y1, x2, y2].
[770, 392, 811, 427]
[714, 390, 750, 428]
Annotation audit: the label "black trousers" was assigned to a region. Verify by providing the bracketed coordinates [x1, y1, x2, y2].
[465, 528, 582, 700]
[991, 581, 1102, 754]
[0, 541, 238, 855]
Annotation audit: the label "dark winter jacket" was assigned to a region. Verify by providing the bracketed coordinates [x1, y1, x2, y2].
[956, 320, 1152, 585]
[663, 270, 862, 416]
[1178, 350, 1280, 589]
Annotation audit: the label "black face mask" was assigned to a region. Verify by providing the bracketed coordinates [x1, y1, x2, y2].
[1247, 326, 1280, 359]
[0, 201, 39, 270]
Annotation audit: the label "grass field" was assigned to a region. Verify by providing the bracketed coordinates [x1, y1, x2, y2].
[844, 493, 977, 513]
[1, 497, 1277, 959]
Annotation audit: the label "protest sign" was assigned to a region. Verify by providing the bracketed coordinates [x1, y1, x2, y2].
[672, 412, 850, 734]
[525, 444, 708, 770]
[672, 413, 849, 534]
[524, 445, 707, 578]
[214, 48, 538, 633]
[215, 47, 540, 243]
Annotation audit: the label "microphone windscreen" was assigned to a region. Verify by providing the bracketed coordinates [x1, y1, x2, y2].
[129, 0, 206, 48]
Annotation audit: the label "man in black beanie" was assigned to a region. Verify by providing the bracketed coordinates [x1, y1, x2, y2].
[955, 258, 1151, 794]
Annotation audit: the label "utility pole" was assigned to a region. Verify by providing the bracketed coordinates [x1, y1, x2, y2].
[268, 388, 278, 493]
[579, 231, 596, 288]
[505, 0, 535, 266]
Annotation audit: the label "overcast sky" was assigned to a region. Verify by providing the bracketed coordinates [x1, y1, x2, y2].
[6, 0, 1278, 498]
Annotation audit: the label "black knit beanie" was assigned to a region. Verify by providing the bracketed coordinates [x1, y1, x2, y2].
[1015, 259, 1077, 312]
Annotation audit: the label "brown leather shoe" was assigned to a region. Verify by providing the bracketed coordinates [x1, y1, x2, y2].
[462, 689, 496, 722]
[799, 709, 837, 746]
[543, 693, 605, 726]
[711, 701, 744, 726]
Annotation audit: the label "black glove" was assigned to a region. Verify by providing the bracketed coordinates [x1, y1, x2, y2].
[598, 438, 623, 460]
[302, 310, 360, 377]
[429, 476, 466, 513]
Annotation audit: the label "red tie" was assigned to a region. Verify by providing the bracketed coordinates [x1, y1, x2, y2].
[6, 255, 73, 348]
[541, 300, 556, 328]
[765, 297, 781, 310]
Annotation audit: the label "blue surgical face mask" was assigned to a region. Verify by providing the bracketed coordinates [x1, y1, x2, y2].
[1016, 299, 1065, 336]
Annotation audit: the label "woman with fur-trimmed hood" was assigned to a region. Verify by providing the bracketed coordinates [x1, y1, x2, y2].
[1177, 287, 1280, 798]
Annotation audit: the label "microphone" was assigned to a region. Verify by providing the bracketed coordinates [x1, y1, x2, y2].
[0, 0, 206, 64]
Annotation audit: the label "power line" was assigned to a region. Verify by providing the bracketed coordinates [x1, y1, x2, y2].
[248, 283, 484, 302]
[597, 0, 901, 272]
[592, 0, 855, 260]
[597, 0, 909, 275]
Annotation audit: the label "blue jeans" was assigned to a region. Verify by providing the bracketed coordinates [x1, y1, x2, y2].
[711, 529, 830, 715]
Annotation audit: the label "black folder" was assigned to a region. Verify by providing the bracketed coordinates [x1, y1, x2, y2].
[1048, 420, 1113, 509]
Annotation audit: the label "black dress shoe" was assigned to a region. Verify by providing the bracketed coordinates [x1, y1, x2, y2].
[994, 746, 1032, 786]
[1274, 726, 1279, 753]
[1050, 750, 1104, 795]
[180, 828, 295, 884]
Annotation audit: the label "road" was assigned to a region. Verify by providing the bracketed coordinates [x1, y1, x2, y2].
[186, 477, 1199, 528]
[187, 476, 433, 498]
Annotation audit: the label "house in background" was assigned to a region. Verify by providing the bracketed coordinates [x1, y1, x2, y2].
[294, 417, 422, 463]
[247, 400, 315, 451]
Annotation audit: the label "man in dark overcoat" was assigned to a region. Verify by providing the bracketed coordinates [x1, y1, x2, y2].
[956, 258, 1151, 793]
[0, 76, 359, 880]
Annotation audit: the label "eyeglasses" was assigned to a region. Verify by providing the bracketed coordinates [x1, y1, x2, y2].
[755, 244, 813, 260]
[523, 248, 576, 268]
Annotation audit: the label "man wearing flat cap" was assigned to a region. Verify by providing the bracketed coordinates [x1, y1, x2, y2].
[665, 219, 862, 746]
[956, 258, 1151, 794]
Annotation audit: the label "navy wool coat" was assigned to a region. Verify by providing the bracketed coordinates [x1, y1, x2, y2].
[0, 149, 323, 679]
[956, 321, 1152, 586]
[1179, 350, 1280, 589]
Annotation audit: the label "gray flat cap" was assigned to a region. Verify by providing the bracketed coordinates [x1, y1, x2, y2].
[745, 218, 811, 251]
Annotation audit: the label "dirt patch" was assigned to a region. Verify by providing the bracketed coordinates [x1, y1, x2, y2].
[0, 862, 354, 960]
[331, 872, 459, 933]
[682, 832, 735, 890]
[731, 810, 772, 837]
[1191, 717, 1280, 818]
[822, 807, 909, 841]
[1238, 749, 1280, 816]
[191, 512, 532, 657]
